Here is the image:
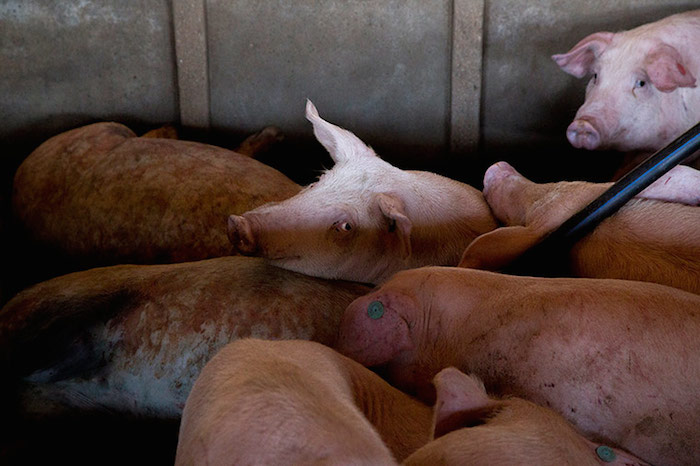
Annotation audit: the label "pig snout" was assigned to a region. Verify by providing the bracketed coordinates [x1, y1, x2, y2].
[336, 294, 412, 367]
[227, 214, 257, 255]
[482, 161, 520, 199]
[566, 118, 601, 150]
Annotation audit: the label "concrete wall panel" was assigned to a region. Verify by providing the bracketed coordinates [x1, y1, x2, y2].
[206, 0, 452, 166]
[0, 0, 178, 147]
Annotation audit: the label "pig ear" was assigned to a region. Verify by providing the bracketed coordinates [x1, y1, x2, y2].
[376, 193, 412, 259]
[305, 100, 375, 164]
[644, 43, 696, 92]
[552, 32, 614, 78]
[431, 368, 494, 439]
[458, 226, 542, 271]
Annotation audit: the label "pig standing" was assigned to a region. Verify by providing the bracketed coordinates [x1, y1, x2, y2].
[227, 101, 497, 285]
[459, 161, 700, 295]
[553, 10, 700, 170]
[337, 266, 700, 466]
[176, 339, 432, 465]
[0, 256, 369, 418]
[11, 122, 300, 267]
[403, 367, 648, 466]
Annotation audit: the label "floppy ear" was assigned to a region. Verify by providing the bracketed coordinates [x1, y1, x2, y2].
[376, 193, 412, 259]
[432, 368, 493, 439]
[458, 226, 542, 271]
[305, 99, 375, 164]
[552, 31, 614, 78]
[645, 43, 696, 92]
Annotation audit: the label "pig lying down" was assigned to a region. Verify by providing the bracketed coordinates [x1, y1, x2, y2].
[176, 339, 432, 465]
[460, 162, 700, 294]
[553, 9, 700, 154]
[403, 368, 648, 466]
[12, 122, 300, 267]
[0, 257, 369, 418]
[337, 266, 700, 466]
[227, 100, 497, 284]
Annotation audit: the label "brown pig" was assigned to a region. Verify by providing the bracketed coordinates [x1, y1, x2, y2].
[227, 100, 497, 285]
[0, 256, 369, 419]
[176, 339, 432, 465]
[336, 266, 700, 466]
[11, 122, 300, 267]
[459, 161, 700, 294]
[403, 367, 649, 466]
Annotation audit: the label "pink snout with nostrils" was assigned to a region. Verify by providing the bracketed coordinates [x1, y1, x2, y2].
[566, 117, 601, 150]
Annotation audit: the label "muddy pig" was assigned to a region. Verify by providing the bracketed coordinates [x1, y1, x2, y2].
[227, 100, 497, 285]
[0, 256, 369, 419]
[11, 123, 300, 267]
[337, 266, 700, 466]
[176, 339, 432, 465]
[553, 10, 700, 155]
[459, 162, 700, 295]
[403, 367, 648, 466]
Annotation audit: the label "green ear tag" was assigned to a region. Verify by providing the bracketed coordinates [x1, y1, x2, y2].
[367, 301, 384, 320]
[596, 446, 616, 463]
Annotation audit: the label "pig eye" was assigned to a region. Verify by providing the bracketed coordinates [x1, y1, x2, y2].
[593, 73, 597, 82]
[635, 79, 646, 88]
[333, 221, 353, 232]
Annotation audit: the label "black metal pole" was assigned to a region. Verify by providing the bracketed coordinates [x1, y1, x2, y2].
[505, 121, 700, 276]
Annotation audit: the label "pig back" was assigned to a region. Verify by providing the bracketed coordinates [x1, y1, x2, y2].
[11, 122, 301, 267]
[0, 256, 371, 418]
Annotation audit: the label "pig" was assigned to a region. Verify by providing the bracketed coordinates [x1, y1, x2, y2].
[336, 266, 700, 466]
[11, 122, 300, 267]
[227, 100, 497, 285]
[0, 256, 369, 419]
[403, 367, 649, 466]
[553, 10, 700, 171]
[459, 161, 700, 295]
[176, 339, 432, 465]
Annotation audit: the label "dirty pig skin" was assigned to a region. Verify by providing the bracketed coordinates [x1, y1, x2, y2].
[460, 161, 700, 295]
[404, 367, 649, 466]
[336, 266, 700, 466]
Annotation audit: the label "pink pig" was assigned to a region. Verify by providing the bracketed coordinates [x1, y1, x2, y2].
[459, 162, 700, 295]
[553, 10, 700, 154]
[227, 100, 497, 285]
[403, 368, 649, 466]
[336, 266, 700, 466]
[175, 339, 432, 465]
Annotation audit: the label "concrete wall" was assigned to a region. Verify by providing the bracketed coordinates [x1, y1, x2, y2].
[2, 0, 698, 183]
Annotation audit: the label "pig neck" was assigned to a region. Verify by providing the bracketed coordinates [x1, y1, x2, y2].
[342, 357, 432, 462]
[400, 170, 496, 269]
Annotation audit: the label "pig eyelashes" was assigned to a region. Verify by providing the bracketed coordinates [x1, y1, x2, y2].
[332, 220, 353, 233]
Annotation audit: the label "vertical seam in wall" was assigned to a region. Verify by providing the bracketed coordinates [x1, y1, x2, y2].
[449, 0, 484, 157]
[173, 0, 211, 129]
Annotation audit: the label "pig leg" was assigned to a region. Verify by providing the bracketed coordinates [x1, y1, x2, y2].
[458, 226, 542, 271]
[637, 165, 700, 205]
[234, 126, 284, 158]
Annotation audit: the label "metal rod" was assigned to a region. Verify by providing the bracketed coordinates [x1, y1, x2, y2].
[505, 120, 700, 276]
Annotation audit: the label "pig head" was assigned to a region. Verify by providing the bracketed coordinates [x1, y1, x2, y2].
[403, 368, 650, 466]
[553, 10, 700, 153]
[227, 100, 496, 284]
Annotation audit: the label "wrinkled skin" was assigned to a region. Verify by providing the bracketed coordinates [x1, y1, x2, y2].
[0, 257, 369, 418]
[336, 267, 700, 466]
[403, 368, 649, 466]
[460, 161, 700, 295]
[227, 101, 497, 285]
[553, 10, 700, 154]
[176, 339, 432, 465]
[12, 122, 300, 267]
